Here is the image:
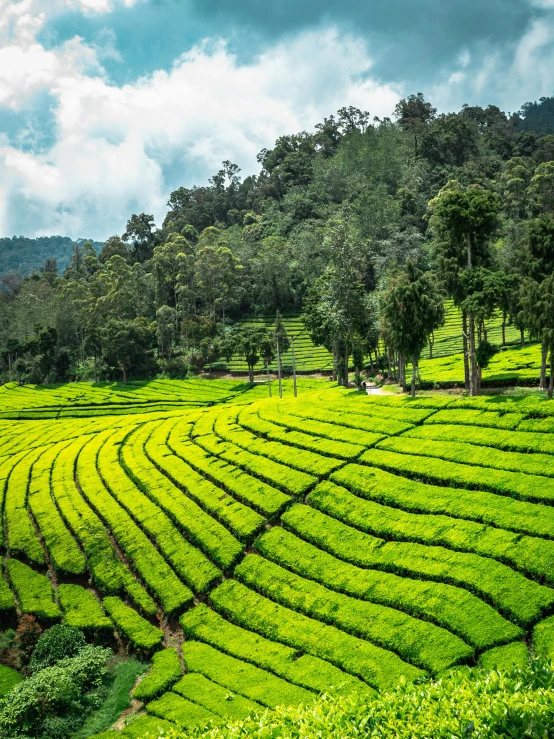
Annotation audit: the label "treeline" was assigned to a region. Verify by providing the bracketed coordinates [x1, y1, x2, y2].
[2, 95, 554, 396]
[0, 236, 102, 278]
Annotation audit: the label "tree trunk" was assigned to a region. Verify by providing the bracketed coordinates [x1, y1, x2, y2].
[266, 361, 272, 397]
[291, 337, 297, 397]
[344, 344, 349, 387]
[429, 332, 434, 360]
[520, 328, 525, 346]
[540, 340, 548, 391]
[411, 355, 416, 397]
[387, 347, 392, 381]
[462, 312, 470, 390]
[398, 352, 405, 391]
[276, 338, 283, 398]
[248, 364, 254, 383]
[469, 312, 478, 396]
[502, 312, 506, 346]
[8, 353, 12, 383]
[332, 346, 338, 382]
[549, 350, 554, 400]
[122, 365, 127, 383]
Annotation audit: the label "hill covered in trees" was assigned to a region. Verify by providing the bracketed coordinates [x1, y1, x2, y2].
[2, 94, 554, 396]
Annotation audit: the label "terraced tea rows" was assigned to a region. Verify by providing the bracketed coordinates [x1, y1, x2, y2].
[1, 381, 554, 736]
[213, 303, 528, 375]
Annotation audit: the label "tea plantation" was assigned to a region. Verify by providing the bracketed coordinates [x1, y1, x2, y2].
[1, 380, 554, 736]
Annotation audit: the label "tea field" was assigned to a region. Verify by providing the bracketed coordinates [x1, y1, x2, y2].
[1, 380, 554, 737]
[213, 303, 528, 375]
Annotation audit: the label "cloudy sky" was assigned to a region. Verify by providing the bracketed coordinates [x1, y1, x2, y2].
[1, 0, 554, 240]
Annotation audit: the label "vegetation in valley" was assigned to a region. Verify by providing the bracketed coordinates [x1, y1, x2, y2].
[3, 96, 554, 396]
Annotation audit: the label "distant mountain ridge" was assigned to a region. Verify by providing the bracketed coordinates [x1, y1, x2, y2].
[0, 236, 103, 278]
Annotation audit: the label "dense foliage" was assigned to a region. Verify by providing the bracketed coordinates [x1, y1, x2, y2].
[164, 661, 554, 739]
[1, 96, 554, 395]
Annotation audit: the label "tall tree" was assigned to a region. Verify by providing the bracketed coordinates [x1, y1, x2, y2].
[381, 261, 444, 396]
[430, 185, 500, 395]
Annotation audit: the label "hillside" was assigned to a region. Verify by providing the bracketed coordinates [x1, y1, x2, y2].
[0, 380, 553, 736]
[0, 237, 103, 280]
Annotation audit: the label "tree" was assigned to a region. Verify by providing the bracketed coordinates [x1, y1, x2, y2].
[518, 216, 554, 388]
[223, 326, 273, 383]
[430, 185, 500, 395]
[156, 305, 177, 359]
[123, 213, 157, 262]
[529, 161, 554, 215]
[194, 242, 242, 324]
[98, 236, 131, 264]
[394, 93, 437, 156]
[381, 261, 444, 396]
[100, 317, 154, 381]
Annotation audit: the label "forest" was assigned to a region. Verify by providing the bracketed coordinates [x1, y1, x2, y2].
[2, 94, 554, 397]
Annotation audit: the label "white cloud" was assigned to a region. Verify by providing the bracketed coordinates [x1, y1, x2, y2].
[0, 20, 402, 239]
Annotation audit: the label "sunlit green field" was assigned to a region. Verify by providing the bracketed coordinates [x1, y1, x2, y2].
[215, 303, 529, 376]
[1, 380, 554, 736]
[415, 342, 542, 387]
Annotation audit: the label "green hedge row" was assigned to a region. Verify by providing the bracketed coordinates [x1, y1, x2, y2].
[332, 463, 554, 542]
[78, 430, 193, 615]
[180, 604, 373, 697]
[478, 642, 529, 671]
[317, 397, 434, 425]
[191, 410, 217, 438]
[146, 420, 263, 540]
[146, 691, 216, 726]
[133, 648, 181, 701]
[379, 435, 554, 479]
[101, 425, 219, 595]
[404, 422, 554, 455]
[426, 408, 523, 430]
[238, 405, 363, 460]
[52, 440, 157, 615]
[214, 408, 342, 476]
[103, 597, 163, 651]
[5, 559, 60, 622]
[28, 442, 86, 575]
[0, 572, 15, 616]
[361, 447, 554, 504]
[4, 447, 47, 565]
[310, 479, 554, 586]
[255, 523, 520, 649]
[533, 615, 554, 662]
[235, 553, 471, 673]
[209, 579, 424, 690]
[181, 641, 314, 709]
[277, 403, 412, 437]
[124, 423, 241, 570]
[59, 584, 113, 635]
[196, 432, 316, 496]
[173, 673, 261, 720]
[284, 496, 554, 626]
[167, 420, 290, 516]
[258, 403, 383, 447]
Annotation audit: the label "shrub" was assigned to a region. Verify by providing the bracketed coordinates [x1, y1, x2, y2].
[29, 624, 86, 673]
[15, 615, 42, 663]
[163, 661, 554, 739]
[0, 644, 111, 739]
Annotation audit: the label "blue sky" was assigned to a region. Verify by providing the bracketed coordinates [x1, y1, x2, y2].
[1, 0, 554, 240]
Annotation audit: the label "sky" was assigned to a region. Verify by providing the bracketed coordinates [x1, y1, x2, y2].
[1, 0, 554, 240]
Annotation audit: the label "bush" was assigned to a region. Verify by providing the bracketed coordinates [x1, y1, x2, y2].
[15, 615, 42, 664]
[163, 660, 554, 739]
[29, 624, 86, 673]
[0, 644, 111, 739]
